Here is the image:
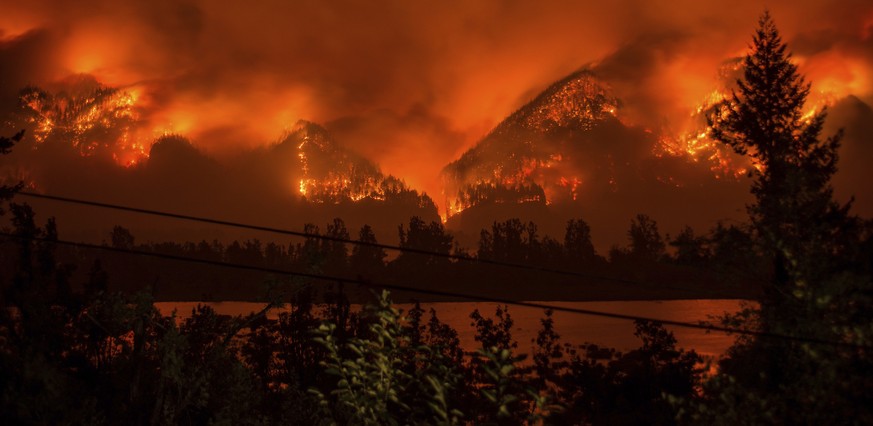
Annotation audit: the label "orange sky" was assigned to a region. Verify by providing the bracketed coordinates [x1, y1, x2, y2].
[2, 0, 872, 202]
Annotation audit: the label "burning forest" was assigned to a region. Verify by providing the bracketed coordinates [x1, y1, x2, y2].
[1, 2, 873, 424]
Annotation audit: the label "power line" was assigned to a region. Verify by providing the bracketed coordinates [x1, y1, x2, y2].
[0, 231, 866, 351]
[15, 191, 719, 297]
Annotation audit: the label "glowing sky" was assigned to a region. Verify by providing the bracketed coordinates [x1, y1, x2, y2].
[2, 0, 872, 207]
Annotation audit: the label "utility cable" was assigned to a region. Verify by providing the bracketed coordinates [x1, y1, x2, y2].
[16, 191, 724, 297]
[0, 231, 865, 351]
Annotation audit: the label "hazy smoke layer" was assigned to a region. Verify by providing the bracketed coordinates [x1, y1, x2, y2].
[1, 0, 871, 247]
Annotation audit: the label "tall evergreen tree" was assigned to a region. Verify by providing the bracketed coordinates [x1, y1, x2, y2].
[709, 11, 847, 324]
[689, 12, 873, 424]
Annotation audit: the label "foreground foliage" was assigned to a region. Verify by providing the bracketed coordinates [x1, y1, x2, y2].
[0, 214, 703, 424]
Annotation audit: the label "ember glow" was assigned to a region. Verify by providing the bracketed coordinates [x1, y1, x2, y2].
[284, 121, 433, 208]
[17, 76, 148, 167]
[654, 87, 750, 180]
[653, 56, 852, 181]
[1, 0, 872, 228]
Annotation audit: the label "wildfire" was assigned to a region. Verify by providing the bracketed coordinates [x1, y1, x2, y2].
[559, 176, 582, 201]
[656, 76, 839, 180]
[441, 71, 624, 219]
[298, 178, 311, 197]
[19, 77, 149, 167]
[289, 121, 431, 208]
[655, 128, 748, 179]
[801, 105, 823, 124]
[516, 71, 620, 133]
[643, 60, 753, 179]
[297, 133, 312, 196]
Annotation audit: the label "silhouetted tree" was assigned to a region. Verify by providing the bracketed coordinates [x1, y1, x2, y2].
[564, 218, 597, 265]
[707, 222, 765, 285]
[687, 12, 873, 423]
[477, 219, 540, 264]
[263, 241, 289, 268]
[349, 224, 386, 275]
[710, 11, 848, 313]
[669, 226, 708, 266]
[321, 218, 350, 272]
[553, 321, 701, 425]
[395, 216, 453, 268]
[109, 225, 136, 250]
[538, 235, 565, 268]
[0, 203, 84, 422]
[627, 214, 665, 262]
[295, 223, 324, 272]
[0, 131, 24, 215]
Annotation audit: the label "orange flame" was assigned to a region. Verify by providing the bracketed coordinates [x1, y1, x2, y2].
[22, 82, 149, 167]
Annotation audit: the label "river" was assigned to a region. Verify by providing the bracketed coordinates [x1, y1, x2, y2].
[155, 299, 750, 359]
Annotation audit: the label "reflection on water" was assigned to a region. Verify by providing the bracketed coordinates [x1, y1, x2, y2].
[155, 299, 749, 359]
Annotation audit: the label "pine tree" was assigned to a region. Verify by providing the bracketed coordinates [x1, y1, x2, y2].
[690, 12, 873, 423]
[709, 11, 846, 323]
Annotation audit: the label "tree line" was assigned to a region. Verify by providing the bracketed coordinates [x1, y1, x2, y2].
[0, 209, 765, 303]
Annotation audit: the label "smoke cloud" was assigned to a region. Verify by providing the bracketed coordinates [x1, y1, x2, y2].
[1, 0, 871, 247]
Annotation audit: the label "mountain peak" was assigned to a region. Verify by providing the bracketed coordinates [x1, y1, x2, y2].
[289, 119, 326, 136]
[441, 70, 624, 216]
[494, 69, 620, 136]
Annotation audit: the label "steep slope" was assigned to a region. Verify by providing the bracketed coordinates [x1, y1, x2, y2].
[442, 70, 622, 215]
[441, 69, 752, 249]
[273, 120, 437, 213]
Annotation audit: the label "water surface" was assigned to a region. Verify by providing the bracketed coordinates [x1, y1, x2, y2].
[156, 299, 749, 358]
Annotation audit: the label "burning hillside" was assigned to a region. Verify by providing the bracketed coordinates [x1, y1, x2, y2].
[14, 74, 147, 167]
[4, 72, 437, 214]
[441, 70, 752, 219]
[279, 120, 436, 211]
[655, 60, 754, 179]
[442, 71, 615, 216]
